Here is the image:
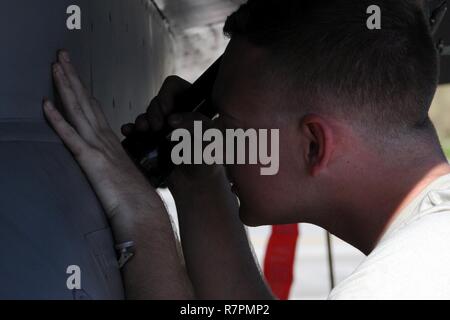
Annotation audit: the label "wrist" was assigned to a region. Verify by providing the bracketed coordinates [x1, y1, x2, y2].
[108, 194, 167, 243]
[168, 165, 228, 196]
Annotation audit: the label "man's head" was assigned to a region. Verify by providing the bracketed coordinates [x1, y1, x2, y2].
[212, 0, 442, 226]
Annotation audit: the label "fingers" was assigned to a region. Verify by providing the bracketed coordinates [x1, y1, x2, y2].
[135, 113, 150, 132]
[122, 75, 191, 137]
[52, 63, 95, 139]
[43, 99, 89, 159]
[57, 51, 100, 128]
[157, 76, 191, 115]
[121, 123, 135, 137]
[147, 76, 191, 131]
[89, 97, 110, 130]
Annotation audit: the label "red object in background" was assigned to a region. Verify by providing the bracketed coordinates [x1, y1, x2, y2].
[263, 224, 299, 300]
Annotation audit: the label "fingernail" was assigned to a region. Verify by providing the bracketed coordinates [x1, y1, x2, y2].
[52, 63, 60, 74]
[43, 101, 53, 110]
[60, 50, 70, 62]
[169, 114, 182, 127]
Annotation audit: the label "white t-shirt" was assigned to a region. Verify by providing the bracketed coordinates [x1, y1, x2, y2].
[329, 173, 450, 300]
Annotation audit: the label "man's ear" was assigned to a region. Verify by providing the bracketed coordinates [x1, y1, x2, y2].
[300, 114, 334, 176]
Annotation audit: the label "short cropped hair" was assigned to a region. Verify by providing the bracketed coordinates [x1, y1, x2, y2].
[224, 0, 439, 137]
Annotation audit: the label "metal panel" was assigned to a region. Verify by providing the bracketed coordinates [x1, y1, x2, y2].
[0, 0, 174, 299]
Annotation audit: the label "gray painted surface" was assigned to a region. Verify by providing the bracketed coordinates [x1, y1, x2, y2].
[0, 0, 174, 299]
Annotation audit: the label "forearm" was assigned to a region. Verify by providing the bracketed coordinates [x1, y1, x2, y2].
[43, 52, 196, 300]
[109, 195, 195, 300]
[170, 170, 273, 300]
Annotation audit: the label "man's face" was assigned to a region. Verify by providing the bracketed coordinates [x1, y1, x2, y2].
[212, 38, 310, 226]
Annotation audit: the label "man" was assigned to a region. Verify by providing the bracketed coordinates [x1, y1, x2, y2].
[43, 0, 450, 299]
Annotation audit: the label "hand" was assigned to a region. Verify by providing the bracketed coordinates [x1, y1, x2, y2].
[43, 51, 164, 232]
[121, 76, 227, 192]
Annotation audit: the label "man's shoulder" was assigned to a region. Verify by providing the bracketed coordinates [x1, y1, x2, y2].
[329, 212, 450, 300]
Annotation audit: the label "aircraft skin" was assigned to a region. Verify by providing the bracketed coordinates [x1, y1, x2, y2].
[0, 0, 174, 299]
[0, 0, 448, 299]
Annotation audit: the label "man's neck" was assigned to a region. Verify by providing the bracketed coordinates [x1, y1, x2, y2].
[320, 159, 450, 256]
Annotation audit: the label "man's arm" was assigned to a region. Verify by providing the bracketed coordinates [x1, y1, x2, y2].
[43, 51, 193, 299]
[126, 75, 274, 299]
[108, 194, 194, 300]
[169, 166, 274, 300]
